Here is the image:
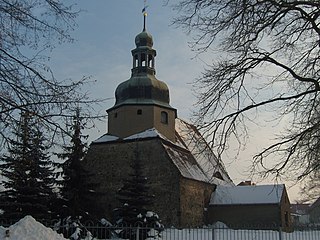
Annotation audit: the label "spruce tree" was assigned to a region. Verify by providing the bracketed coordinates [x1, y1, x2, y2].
[115, 148, 163, 239]
[0, 111, 56, 221]
[116, 152, 153, 225]
[115, 148, 162, 224]
[56, 108, 99, 221]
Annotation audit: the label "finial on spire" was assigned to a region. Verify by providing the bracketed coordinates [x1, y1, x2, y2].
[142, 0, 148, 31]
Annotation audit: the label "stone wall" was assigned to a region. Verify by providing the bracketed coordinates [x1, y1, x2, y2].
[179, 178, 214, 227]
[82, 138, 182, 226]
[279, 188, 292, 231]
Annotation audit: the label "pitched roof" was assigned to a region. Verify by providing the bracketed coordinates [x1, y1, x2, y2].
[173, 119, 233, 185]
[91, 118, 233, 185]
[210, 184, 285, 205]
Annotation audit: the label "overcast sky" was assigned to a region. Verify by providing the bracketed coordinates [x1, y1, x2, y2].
[48, 0, 301, 202]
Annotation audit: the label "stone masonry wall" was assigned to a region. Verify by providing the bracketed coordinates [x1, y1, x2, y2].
[179, 178, 214, 227]
[82, 138, 182, 226]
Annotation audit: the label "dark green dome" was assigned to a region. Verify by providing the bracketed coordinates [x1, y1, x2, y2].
[114, 74, 171, 108]
[135, 30, 153, 48]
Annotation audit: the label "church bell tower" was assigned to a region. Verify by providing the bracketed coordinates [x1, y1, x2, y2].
[107, 13, 177, 142]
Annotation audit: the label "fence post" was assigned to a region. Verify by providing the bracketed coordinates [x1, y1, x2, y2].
[211, 227, 215, 240]
[278, 226, 282, 240]
[136, 226, 140, 240]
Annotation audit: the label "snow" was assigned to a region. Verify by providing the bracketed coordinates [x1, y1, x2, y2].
[210, 184, 285, 205]
[92, 134, 119, 143]
[0, 215, 67, 240]
[1, 215, 319, 239]
[91, 118, 233, 186]
[100, 218, 112, 227]
[92, 128, 166, 143]
[174, 119, 233, 185]
[124, 128, 163, 140]
[164, 145, 211, 183]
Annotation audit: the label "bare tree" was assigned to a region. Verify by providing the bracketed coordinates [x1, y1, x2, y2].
[173, 0, 320, 186]
[0, 0, 99, 145]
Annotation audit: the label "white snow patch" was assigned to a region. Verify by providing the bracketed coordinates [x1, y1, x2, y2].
[100, 218, 112, 227]
[0, 215, 67, 240]
[174, 118, 233, 185]
[211, 221, 229, 228]
[164, 145, 211, 183]
[91, 118, 233, 186]
[124, 128, 162, 140]
[92, 134, 119, 143]
[92, 128, 167, 143]
[210, 184, 285, 205]
[172, 118, 234, 186]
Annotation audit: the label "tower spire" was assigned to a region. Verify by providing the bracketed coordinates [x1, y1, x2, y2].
[142, 0, 148, 31]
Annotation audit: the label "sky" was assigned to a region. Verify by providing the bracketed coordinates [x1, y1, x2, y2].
[48, 0, 302, 202]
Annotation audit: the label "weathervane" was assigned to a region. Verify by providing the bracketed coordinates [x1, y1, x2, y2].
[142, 0, 148, 31]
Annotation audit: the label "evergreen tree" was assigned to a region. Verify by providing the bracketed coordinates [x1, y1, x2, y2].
[0, 111, 56, 221]
[114, 148, 163, 239]
[56, 108, 99, 221]
[115, 147, 159, 226]
[116, 151, 153, 225]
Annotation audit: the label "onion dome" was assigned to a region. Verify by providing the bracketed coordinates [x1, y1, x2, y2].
[135, 30, 153, 48]
[114, 74, 171, 108]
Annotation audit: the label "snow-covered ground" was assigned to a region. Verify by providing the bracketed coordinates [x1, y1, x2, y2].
[0, 216, 66, 240]
[0, 216, 319, 240]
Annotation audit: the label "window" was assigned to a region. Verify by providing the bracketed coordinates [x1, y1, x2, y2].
[134, 55, 138, 67]
[148, 54, 153, 67]
[141, 53, 146, 66]
[161, 111, 168, 124]
[114, 112, 118, 118]
[137, 109, 142, 115]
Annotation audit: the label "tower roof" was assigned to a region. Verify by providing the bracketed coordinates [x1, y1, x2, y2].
[114, 74, 171, 108]
[108, 16, 175, 111]
[135, 30, 153, 48]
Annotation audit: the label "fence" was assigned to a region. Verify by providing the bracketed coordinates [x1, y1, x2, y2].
[56, 223, 320, 240]
[1, 218, 319, 240]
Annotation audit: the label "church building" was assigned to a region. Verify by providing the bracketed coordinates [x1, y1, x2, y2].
[82, 15, 233, 227]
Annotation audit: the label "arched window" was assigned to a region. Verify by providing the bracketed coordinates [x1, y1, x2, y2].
[141, 53, 146, 66]
[161, 111, 168, 124]
[148, 54, 153, 67]
[137, 109, 142, 115]
[134, 55, 138, 67]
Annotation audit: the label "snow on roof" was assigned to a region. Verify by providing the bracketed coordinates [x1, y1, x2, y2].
[93, 134, 119, 143]
[91, 118, 233, 185]
[164, 144, 231, 185]
[92, 128, 165, 143]
[124, 128, 163, 140]
[175, 119, 233, 184]
[0, 215, 67, 240]
[210, 184, 285, 205]
[164, 145, 210, 183]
